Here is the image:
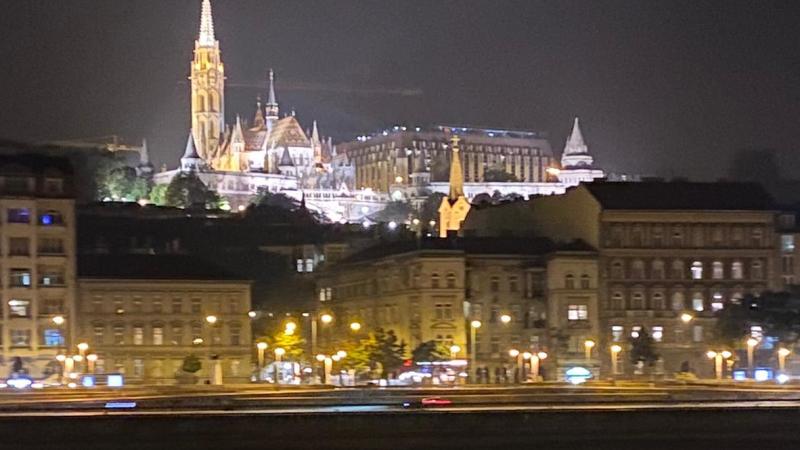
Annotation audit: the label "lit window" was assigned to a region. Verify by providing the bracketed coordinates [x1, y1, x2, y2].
[671, 292, 685, 311]
[10, 329, 31, 348]
[692, 325, 704, 342]
[782, 235, 796, 253]
[711, 293, 724, 312]
[133, 326, 144, 345]
[8, 299, 30, 317]
[631, 325, 642, 338]
[305, 259, 314, 272]
[567, 304, 588, 321]
[113, 325, 125, 345]
[611, 325, 624, 342]
[7, 208, 30, 224]
[39, 268, 65, 286]
[152, 326, 164, 345]
[93, 325, 104, 345]
[10, 269, 31, 287]
[652, 326, 664, 342]
[43, 329, 64, 347]
[38, 211, 63, 226]
[296, 259, 304, 273]
[691, 261, 703, 280]
[692, 294, 704, 312]
[750, 325, 763, 340]
[431, 273, 440, 289]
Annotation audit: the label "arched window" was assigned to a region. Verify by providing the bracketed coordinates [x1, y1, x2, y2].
[610, 291, 625, 310]
[732, 261, 743, 280]
[712, 261, 724, 280]
[751, 260, 763, 279]
[631, 260, 645, 279]
[711, 291, 724, 312]
[671, 260, 685, 279]
[691, 261, 703, 280]
[565, 274, 575, 289]
[651, 292, 665, 310]
[431, 273, 440, 289]
[692, 293, 705, 312]
[446, 273, 456, 289]
[651, 260, 665, 280]
[671, 292, 685, 311]
[631, 291, 645, 310]
[611, 260, 624, 279]
[731, 286, 744, 304]
[580, 274, 590, 289]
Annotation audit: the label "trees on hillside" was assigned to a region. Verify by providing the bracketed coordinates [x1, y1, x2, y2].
[164, 172, 221, 209]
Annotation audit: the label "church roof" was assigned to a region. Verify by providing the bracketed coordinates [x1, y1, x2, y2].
[267, 116, 310, 148]
[182, 132, 200, 159]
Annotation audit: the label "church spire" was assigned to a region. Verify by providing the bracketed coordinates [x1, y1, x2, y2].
[311, 120, 322, 164]
[447, 135, 465, 200]
[265, 69, 279, 128]
[198, 0, 216, 47]
[253, 95, 265, 129]
[561, 117, 593, 169]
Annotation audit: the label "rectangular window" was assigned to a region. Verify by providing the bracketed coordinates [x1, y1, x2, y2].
[133, 359, 144, 377]
[8, 299, 30, 318]
[191, 299, 202, 314]
[508, 276, 519, 293]
[611, 325, 624, 342]
[152, 326, 164, 345]
[172, 325, 184, 346]
[693, 325, 704, 342]
[782, 235, 795, 253]
[39, 267, 65, 286]
[132, 298, 143, 313]
[172, 298, 182, 314]
[652, 326, 664, 342]
[490, 276, 500, 293]
[435, 304, 453, 321]
[92, 297, 103, 313]
[43, 329, 64, 347]
[93, 326, 104, 345]
[7, 208, 30, 224]
[10, 269, 31, 287]
[113, 326, 125, 345]
[229, 300, 239, 314]
[42, 298, 63, 314]
[490, 336, 500, 353]
[38, 238, 65, 255]
[133, 326, 144, 345]
[567, 304, 588, 321]
[10, 329, 31, 348]
[296, 259, 304, 273]
[8, 237, 29, 256]
[230, 327, 241, 346]
[153, 299, 163, 314]
[471, 303, 482, 320]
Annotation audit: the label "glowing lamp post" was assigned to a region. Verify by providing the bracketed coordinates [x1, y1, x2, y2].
[610, 345, 622, 378]
[274, 347, 286, 386]
[531, 351, 547, 382]
[86, 354, 98, 373]
[680, 313, 694, 324]
[500, 314, 512, 325]
[350, 322, 362, 332]
[449, 345, 461, 360]
[256, 342, 268, 373]
[584, 340, 595, 361]
[508, 349, 523, 382]
[470, 320, 481, 383]
[52, 315, 65, 326]
[778, 347, 791, 373]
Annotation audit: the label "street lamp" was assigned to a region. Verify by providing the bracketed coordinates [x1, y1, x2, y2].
[500, 314, 512, 325]
[778, 347, 791, 373]
[256, 342, 268, 375]
[86, 354, 98, 373]
[530, 352, 547, 382]
[680, 313, 694, 323]
[274, 347, 286, 386]
[248, 311, 257, 319]
[584, 340, 595, 361]
[205, 315, 218, 325]
[52, 315, 65, 326]
[77, 342, 89, 372]
[449, 345, 461, 360]
[350, 322, 362, 332]
[610, 344, 622, 377]
[746, 337, 759, 373]
[470, 320, 481, 383]
[508, 349, 523, 383]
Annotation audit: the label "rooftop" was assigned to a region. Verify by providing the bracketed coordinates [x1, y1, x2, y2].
[583, 181, 775, 211]
[78, 254, 247, 282]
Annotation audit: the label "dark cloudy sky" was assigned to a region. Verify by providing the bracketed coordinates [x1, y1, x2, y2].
[1, 0, 799, 179]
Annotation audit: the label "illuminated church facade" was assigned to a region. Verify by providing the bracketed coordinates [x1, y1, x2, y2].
[153, 0, 604, 223]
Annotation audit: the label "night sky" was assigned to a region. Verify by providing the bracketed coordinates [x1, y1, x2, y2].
[2, 0, 800, 180]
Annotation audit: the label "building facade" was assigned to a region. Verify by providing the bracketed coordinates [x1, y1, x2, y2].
[0, 155, 77, 379]
[77, 255, 253, 384]
[462, 182, 779, 377]
[315, 238, 599, 381]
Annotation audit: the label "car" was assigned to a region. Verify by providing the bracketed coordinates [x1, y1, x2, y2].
[402, 397, 453, 409]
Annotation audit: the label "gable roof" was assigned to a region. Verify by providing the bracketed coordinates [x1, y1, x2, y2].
[267, 116, 309, 148]
[582, 182, 775, 211]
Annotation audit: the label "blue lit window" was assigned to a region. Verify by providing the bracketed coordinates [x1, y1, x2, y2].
[39, 211, 63, 226]
[7, 208, 30, 224]
[44, 329, 64, 347]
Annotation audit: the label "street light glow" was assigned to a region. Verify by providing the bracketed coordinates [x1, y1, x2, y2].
[52, 315, 65, 325]
[584, 340, 595, 349]
[316, 354, 326, 362]
[537, 352, 548, 360]
[285, 321, 297, 331]
[500, 314, 512, 324]
[205, 315, 218, 325]
[680, 313, 694, 323]
[248, 311, 257, 318]
[256, 342, 268, 350]
[274, 347, 286, 357]
[509, 349, 520, 357]
[86, 354, 98, 362]
[470, 320, 482, 329]
[522, 352, 532, 360]
[77, 342, 89, 352]
[320, 314, 333, 324]
[450, 345, 461, 354]
[350, 322, 362, 331]
[706, 350, 717, 359]
[779, 347, 791, 357]
[56, 354, 66, 362]
[610, 345, 622, 353]
[747, 337, 759, 348]
[721, 350, 732, 359]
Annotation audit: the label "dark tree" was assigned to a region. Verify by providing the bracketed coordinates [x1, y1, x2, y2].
[714, 291, 800, 347]
[373, 328, 407, 378]
[371, 201, 413, 223]
[165, 172, 221, 209]
[483, 168, 519, 182]
[181, 354, 202, 374]
[629, 328, 659, 368]
[411, 340, 449, 364]
[420, 192, 446, 224]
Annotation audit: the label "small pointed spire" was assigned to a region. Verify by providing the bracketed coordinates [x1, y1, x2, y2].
[253, 95, 265, 129]
[447, 135, 465, 200]
[561, 117, 593, 168]
[566, 117, 585, 149]
[267, 69, 277, 106]
[198, 0, 216, 47]
[183, 132, 200, 159]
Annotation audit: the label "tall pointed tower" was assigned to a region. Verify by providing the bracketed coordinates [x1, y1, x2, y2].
[190, 0, 225, 162]
[438, 135, 471, 238]
[265, 69, 279, 131]
[561, 117, 593, 168]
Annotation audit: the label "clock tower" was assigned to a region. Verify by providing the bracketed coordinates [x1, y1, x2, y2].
[190, 0, 225, 162]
